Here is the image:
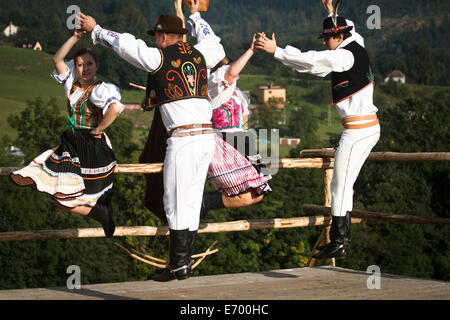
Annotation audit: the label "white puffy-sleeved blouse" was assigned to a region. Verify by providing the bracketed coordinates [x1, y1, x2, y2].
[51, 59, 124, 116]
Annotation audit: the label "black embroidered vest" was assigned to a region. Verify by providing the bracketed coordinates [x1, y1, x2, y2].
[331, 41, 375, 105]
[67, 80, 103, 128]
[144, 42, 208, 110]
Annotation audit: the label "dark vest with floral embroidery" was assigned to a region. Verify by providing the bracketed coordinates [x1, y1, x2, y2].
[331, 41, 375, 105]
[144, 42, 208, 110]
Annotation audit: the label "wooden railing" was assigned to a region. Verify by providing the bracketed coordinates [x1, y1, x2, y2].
[1, 149, 449, 268]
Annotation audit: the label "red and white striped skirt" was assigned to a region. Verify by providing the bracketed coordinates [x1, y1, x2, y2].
[207, 134, 271, 196]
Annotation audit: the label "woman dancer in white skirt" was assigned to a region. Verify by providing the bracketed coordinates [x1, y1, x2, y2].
[10, 29, 124, 237]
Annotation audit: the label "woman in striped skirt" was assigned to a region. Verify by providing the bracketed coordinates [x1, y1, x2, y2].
[10, 29, 124, 237]
[187, 6, 271, 215]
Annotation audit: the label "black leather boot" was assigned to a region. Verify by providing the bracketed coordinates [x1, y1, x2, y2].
[316, 211, 351, 252]
[152, 229, 191, 282]
[200, 191, 225, 220]
[187, 230, 197, 263]
[346, 211, 351, 244]
[187, 230, 199, 276]
[312, 213, 350, 260]
[88, 201, 115, 238]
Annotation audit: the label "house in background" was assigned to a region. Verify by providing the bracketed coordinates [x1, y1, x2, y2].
[280, 137, 301, 147]
[384, 70, 406, 84]
[3, 22, 19, 37]
[21, 40, 43, 51]
[4, 145, 24, 157]
[255, 83, 286, 107]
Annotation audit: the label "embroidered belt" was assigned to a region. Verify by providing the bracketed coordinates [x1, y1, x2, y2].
[342, 114, 379, 129]
[170, 123, 213, 138]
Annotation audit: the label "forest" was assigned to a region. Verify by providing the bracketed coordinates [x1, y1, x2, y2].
[0, 0, 448, 289]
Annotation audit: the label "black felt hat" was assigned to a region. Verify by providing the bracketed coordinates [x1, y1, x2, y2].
[319, 16, 353, 39]
[147, 14, 188, 36]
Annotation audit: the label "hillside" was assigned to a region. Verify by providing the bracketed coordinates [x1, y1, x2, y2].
[1, 0, 449, 54]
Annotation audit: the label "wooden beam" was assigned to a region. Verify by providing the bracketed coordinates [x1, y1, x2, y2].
[3, 151, 449, 177]
[302, 204, 450, 226]
[114, 163, 164, 174]
[0, 216, 335, 241]
[300, 149, 450, 162]
[0, 167, 21, 176]
[277, 158, 334, 169]
[0, 158, 335, 176]
[367, 152, 450, 162]
[2, 151, 448, 176]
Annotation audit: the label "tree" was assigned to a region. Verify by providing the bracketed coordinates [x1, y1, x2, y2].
[254, 104, 282, 129]
[406, 41, 437, 85]
[7, 97, 66, 162]
[287, 104, 320, 149]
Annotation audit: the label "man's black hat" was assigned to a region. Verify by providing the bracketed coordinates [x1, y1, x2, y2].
[147, 14, 188, 36]
[319, 16, 353, 39]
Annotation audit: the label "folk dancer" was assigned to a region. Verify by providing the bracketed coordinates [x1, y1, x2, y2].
[255, 0, 380, 259]
[187, 4, 272, 217]
[10, 29, 124, 238]
[80, 11, 225, 281]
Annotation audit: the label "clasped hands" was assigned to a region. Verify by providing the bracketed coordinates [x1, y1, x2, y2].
[253, 32, 277, 54]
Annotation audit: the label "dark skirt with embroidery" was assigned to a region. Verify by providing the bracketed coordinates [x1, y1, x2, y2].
[10, 128, 116, 208]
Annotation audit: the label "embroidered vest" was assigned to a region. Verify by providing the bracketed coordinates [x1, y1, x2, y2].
[144, 42, 208, 110]
[331, 41, 375, 105]
[212, 92, 244, 131]
[67, 80, 103, 128]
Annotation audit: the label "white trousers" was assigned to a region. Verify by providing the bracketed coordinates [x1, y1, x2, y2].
[163, 133, 215, 231]
[331, 123, 380, 217]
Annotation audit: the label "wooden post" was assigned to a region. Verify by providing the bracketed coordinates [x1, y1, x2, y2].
[174, 0, 187, 42]
[307, 158, 335, 267]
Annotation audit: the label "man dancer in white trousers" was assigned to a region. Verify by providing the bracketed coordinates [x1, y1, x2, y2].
[255, 0, 380, 259]
[80, 6, 225, 280]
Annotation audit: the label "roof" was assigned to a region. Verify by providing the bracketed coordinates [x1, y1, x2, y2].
[387, 70, 405, 78]
[257, 82, 284, 90]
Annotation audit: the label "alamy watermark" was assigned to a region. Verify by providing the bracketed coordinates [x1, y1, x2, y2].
[366, 265, 381, 289]
[66, 265, 81, 289]
[366, 5, 381, 30]
[66, 5, 81, 30]
[222, 129, 280, 176]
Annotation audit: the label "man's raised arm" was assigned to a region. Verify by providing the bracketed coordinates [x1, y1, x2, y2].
[80, 12, 161, 72]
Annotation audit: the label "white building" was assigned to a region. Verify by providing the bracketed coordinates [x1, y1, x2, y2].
[3, 22, 19, 37]
[384, 70, 406, 84]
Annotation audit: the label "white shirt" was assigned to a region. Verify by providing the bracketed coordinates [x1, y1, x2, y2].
[187, 12, 233, 110]
[92, 20, 225, 132]
[51, 59, 124, 115]
[273, 18, 378, 119]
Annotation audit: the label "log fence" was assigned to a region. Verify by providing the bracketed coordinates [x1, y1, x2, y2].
[1, 149, 449, 268]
